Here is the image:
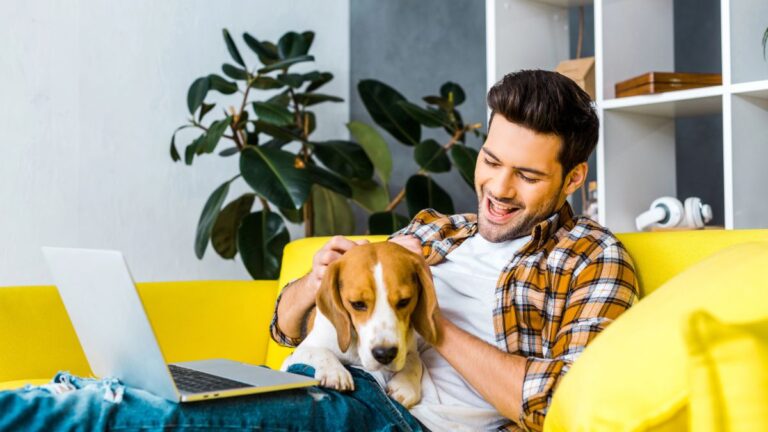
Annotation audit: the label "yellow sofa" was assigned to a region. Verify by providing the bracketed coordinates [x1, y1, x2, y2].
[2, 230, 767, 403]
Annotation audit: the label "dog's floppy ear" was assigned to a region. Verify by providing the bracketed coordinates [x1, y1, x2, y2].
[316, 261, 353, 352]
[411, 256, 441, 346]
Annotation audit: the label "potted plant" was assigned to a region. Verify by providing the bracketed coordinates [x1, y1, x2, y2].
[171, 29, 483, 279]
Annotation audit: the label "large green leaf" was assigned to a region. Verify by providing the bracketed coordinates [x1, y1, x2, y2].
[170, 125, 192, 162]
[305, 72, 333, 93]
[240, 147, 311, 209]
[350, 179, 389, 213]
[211, 193, 255, 259]
[414, 139, 451, 173]
[397, 101, 449, 128]
[294, 93, 343, 106]
[305, 164, 352, 198]
[185, 135, 206, 165]
[198, 103, 215, 122]
[251, 120, 302, 143]
[301, 31, 315, 52]
[358, 80, 421, 146]
[368, 211, 410, 235]
[243, 33, 279, 65]
[440, 82, 466, 106]
[279, 206, 304, 224]
[202, 116, 232, 153]
[450, 145, 479, 189]
[312, 186, 355, 236]
[312, 140, 374, 180]
[222, 63, 248, 80]
[187, 77, 210, 114]
[252, 102, 294, 127]
[195, 180, 231, 259]
[250, 76, 284, 90]
[257, 55, 315, 74]
[208, 74, 238, 94]
[223, 29, 245, 67]
[237, 211, 289, 279]
[278, 31, 309, 59]
[346, 121, 393, 184]
[405, 174, 455, 218]
[277, 73, 304, 88]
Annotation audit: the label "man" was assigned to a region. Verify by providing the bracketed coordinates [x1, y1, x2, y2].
[273, 69, 638, 431]
[0, 70, 637, 432]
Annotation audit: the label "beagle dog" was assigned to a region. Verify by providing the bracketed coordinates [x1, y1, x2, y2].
[281, 241, 440, 408]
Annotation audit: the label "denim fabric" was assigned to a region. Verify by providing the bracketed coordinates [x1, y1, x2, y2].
[0, 364, 423, 432]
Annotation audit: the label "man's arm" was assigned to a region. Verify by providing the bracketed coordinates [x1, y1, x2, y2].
[270, 236, 369, 347]
[433, 242, 638, 431]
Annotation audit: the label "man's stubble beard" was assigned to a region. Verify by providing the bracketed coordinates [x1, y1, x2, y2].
[476, 186, 565, 243]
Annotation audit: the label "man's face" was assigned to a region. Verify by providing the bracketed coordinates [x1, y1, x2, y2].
[474, 114, 578, 242]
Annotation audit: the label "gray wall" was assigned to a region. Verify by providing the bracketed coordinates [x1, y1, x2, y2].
[350, 0, 486, 230]
[674, 0, 724, 226]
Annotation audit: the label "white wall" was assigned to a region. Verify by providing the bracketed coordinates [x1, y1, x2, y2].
[0, 0, 350, 285]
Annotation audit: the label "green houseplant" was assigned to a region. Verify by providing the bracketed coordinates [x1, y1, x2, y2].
[171, 29, 483, 279]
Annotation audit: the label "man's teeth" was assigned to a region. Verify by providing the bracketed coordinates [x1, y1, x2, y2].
[490, 200, 514, 214]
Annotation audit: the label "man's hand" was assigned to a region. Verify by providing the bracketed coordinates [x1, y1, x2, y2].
[388, 235, 421, 256]
[275, 236, 368, 342]
[305, 236, 370, 296]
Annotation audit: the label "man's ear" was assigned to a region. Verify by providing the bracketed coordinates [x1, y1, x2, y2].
[316, 261, 353, 352]
[411, 256, 441, 346]
[563, 162, 588, 196]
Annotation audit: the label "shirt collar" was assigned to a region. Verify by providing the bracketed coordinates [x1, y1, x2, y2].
[526, 201, 576, 252]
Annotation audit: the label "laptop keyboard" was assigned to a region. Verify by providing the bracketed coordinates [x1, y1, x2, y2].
[168, 364, 252, 394]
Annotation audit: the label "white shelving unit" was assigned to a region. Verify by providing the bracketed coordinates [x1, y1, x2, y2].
[487, 0, 768, 232]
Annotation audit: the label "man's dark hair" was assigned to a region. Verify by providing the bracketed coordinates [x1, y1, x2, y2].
[487, 69, 598, 176]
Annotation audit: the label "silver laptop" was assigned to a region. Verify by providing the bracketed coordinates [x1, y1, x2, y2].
[42, 247, 317, 402]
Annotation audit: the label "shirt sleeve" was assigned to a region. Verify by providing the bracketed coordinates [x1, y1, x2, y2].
[269, 281, 305, 348]
[518, 242, 639, 431]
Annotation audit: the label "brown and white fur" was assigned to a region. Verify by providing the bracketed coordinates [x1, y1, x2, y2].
[281, 242, 440, 408]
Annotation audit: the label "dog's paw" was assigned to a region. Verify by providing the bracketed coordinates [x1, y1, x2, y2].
[387, 375, 421, 408]
[315, 363, 355, 392]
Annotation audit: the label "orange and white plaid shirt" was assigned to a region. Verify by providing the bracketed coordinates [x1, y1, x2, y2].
[271, 202, 638, 431]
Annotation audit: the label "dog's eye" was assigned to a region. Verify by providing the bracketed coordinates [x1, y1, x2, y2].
[349, 301, 367, 311]
[396, 298, 411, 309]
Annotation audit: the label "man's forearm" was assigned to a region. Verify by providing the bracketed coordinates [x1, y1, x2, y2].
[275, 276, 317, 341]
[433, 315, 527, 423]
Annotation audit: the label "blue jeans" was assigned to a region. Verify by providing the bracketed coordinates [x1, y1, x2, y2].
[0, 364, 424, 431]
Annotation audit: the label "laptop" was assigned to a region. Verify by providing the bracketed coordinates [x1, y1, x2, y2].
[42, 247, 318, 402]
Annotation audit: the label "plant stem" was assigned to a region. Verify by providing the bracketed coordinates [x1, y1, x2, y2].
[192, 121, 237, 142]
[258, 196, 271, 214]
[384, 124, 481, 212]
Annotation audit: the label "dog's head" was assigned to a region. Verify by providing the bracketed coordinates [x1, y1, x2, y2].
[316, 241, 439, 372]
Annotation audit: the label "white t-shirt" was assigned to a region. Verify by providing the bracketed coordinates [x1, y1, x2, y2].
[410, 233, 530, 431]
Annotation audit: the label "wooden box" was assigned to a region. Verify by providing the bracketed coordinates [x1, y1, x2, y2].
[555, 57, 595, 100]
[615, 72, 722, 98]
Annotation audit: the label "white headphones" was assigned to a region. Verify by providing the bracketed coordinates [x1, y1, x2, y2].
[635, 197, 714, 231]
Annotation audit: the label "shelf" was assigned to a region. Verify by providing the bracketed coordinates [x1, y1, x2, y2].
[601, 86, 723, 117]
[730, 80, 768, 99]
[526, 0, 592, 6]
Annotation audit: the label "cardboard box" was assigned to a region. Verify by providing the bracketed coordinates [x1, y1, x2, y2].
[555, 57, 595, 100]
[615, 72, 722, 98]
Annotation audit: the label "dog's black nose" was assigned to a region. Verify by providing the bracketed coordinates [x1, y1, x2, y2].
[371, 346, 398, 365]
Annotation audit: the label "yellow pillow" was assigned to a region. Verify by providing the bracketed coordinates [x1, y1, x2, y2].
[543, 242, 768, 432]
[684, 310, 768, 432]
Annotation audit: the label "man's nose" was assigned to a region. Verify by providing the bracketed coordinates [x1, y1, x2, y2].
[371, 346, 398, 365]
[487, 174, 517, 201]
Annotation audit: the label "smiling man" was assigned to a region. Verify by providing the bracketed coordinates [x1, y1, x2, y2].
[274, 70, 639, 431]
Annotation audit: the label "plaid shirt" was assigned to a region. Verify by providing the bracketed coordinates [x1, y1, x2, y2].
[271, 202, 638, 432]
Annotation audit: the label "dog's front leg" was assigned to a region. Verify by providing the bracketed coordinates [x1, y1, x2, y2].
[283, 345, 355, 392]
[386, 338, 423, 408]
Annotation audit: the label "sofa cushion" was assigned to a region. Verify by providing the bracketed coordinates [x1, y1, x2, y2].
[543, 241, 768, 431]
[0, 280, 276, 383]
[685, 310, 768, 432]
